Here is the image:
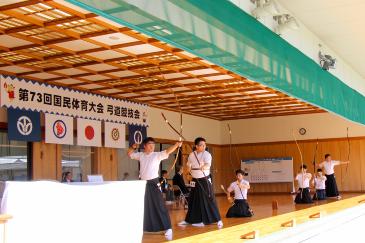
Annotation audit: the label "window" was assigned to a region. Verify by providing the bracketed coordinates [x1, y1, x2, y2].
[0, 131, 29, 181]
[62, 144, 92, 182]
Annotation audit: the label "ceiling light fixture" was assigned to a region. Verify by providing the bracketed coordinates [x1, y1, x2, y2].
[273, 14, 299, 35]
[319, 51, 336, 71]
[251, 0, 280, 19]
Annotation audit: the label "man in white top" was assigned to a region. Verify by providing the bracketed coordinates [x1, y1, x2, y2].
[178, 137, 223, 228]
[294, 164, 313, 204]
[318, 154, 349, 199]
[128, 137, 181, 240]
[225, 169, 253, 218]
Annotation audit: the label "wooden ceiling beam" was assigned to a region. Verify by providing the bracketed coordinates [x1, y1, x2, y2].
[0, 1, 324, 120]
[46, 1, 97, 19]
[43, 37, 76, 45]
[2, 10, 47, 27]
[3, 24, 40, 34]
[179, 66, 208, 72]
[79, 29, 115, 39]
[0, 0, 43, 11]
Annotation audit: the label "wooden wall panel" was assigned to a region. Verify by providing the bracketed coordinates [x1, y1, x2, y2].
[359, 140, 365, 191]
[32, 142, 62, 180]
[213, 137, 365, 193]
[93, 147, 118, 181]
[31, 137, 365, 193]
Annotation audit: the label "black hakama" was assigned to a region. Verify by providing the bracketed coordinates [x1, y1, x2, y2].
[226, 199, 253, 218]
[185, 177, 221, 224]
[325, 174, 339, 197]
[143, 178, 171, 232]
[313, 189, 326, 200]
[294, 188, 313, 204]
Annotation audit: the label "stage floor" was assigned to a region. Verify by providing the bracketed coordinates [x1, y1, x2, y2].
[142, 193, 362, 243]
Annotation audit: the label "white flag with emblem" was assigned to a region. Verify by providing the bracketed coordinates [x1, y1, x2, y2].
[104, 122, 126, 148]
[45, 113, 74, 145]
[77, 118, 101, 147]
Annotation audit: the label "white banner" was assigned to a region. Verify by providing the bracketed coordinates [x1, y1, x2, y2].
[1, 181, 146, 243]
[45, 113, 74, 145]
[0, 76, 148, 126]
[104, 122, 126, 149]
[77, 118, 101, 147]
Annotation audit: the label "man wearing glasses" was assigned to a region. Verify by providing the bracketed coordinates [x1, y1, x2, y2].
[178, 137, 223, 228]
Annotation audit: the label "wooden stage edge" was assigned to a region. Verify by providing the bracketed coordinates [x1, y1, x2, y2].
[170, 194, 365, 242]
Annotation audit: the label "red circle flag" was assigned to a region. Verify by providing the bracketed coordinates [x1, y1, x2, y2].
[85, 125, 95, 140]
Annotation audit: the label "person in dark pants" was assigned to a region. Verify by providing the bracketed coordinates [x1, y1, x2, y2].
[318, 154, 349, 199]
[294, 164, 313, 204]
[159, 170, 169, 193]
[172, 165, 189, 195]
[178, 137, 223, 228]
[128, 137, 181, 240]
[312, 168, 327, 200]
[226, 169, 253, 218]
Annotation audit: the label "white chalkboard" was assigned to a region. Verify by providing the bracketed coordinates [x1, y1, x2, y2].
[241, 157, 294, 183]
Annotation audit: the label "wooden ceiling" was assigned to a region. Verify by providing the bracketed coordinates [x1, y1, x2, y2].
[0, 0, 324, 120]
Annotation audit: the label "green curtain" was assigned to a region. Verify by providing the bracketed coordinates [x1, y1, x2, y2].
[67, 0, 365, 125]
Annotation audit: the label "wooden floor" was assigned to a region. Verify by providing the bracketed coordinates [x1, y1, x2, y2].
[142, 193, 362, 243]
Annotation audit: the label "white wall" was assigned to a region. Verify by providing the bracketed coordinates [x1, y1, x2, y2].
[221, 112, 365, 144]
[149, 107, 365, 145]
[229, 0, 365, 96]
[147, 107, 222, 144]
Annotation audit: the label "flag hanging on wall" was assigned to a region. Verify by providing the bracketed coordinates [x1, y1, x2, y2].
[104, 122, 126, 149]
[128, 124, 147, 147]
[45, 113, 74, 145]
[77, 118, 101, 147]
[7, 108, 41, 142]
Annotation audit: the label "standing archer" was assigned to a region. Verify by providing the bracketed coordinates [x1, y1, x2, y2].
[318, 154, 349, 199]
[178, 137, 223, 228]
[128, 137, 182, 240]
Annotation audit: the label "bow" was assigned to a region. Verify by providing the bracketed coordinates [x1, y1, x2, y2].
[343, 127, 350, 185]
[292, 129, 304, 199]
[220, 184, 234, 204]
[160, 113, 183, 176]
[161, 112, 186, 141]
[312, 138, 319, 199]
[227, 123, 242, 172]
[227, 124, 235, 172]
[159, 67, 183, 176]
[312, 138, 319, 174]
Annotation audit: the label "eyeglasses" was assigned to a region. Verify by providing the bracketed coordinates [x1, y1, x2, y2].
[197, 143, 206, 147]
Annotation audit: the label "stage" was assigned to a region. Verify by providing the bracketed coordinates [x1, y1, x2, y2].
[143, 193, 362, 242]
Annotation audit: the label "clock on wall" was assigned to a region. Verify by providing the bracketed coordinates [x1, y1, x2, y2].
[299, 128, 306, 135]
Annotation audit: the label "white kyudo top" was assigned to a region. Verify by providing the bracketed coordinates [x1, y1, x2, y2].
[313, 176, 326, 190]
[296, 173, 311, 188]
[188, 151, 211, 178]
[228, 180, 249, 200]
[319, 160, 340, 175]
[130, 151, 168, 180]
